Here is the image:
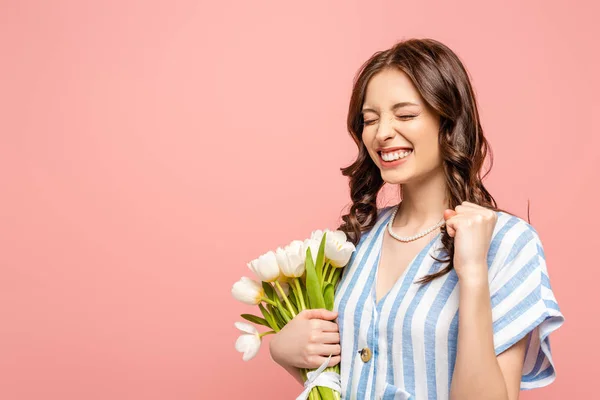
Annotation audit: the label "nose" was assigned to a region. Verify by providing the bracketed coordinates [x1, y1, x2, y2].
[375, 116, 395, 141]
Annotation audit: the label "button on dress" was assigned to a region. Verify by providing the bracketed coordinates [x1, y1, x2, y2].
[333, 205, 565, 400]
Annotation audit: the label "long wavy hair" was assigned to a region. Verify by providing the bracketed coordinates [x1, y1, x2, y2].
[336, 38, 530, 285]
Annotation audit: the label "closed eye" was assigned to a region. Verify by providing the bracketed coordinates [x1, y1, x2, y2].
[362, 115, 416, 125]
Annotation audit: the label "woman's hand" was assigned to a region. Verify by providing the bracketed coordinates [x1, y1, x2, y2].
[269, 308, 341, 370]
[443, 201, 498, 283]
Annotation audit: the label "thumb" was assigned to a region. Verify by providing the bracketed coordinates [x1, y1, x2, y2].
[444, 209, 457, 220]
[301, 308, 338, 320]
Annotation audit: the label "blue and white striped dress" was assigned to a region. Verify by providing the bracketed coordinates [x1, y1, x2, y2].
[333, 205, 565, 400]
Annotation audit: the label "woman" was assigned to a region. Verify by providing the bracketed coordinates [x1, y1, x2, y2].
[269, 38, 564, 399]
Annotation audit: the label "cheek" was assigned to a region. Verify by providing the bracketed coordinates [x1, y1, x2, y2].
[361, 130, 378, 154]
[415, 141, 442, 168]
[412, 131, 441, 163]
[361, 128, 375, 142]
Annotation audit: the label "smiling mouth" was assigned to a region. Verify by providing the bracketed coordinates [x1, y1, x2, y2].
[378, 149, 413, 162]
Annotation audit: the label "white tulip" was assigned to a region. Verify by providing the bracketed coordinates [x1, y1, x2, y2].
[231, 277, 265, 305]
[275, 240, 305, 278]
[234, 322, 261, 361]
[325, 230, 356, 267]
[303, 235, 323, 265]
[247, 251, 280, 282]
[310, 229, 327, 242]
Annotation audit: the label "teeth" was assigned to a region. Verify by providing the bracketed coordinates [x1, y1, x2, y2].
[381, 150, 412, 162]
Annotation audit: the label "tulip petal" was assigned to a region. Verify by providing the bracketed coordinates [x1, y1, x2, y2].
[231, 276, 264, 305]
[235, 334, 261, 361]
[330, 230, 347, 243]
[234, 321, 258, 335]
[256, 251, 281, 282]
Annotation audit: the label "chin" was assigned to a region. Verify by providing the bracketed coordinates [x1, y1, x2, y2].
[381, 170, 412, 185]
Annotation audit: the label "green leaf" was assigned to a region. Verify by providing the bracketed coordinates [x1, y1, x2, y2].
[315, 232, 327, 285]
[258, 303, 279, 332]
[299, 277, 307, 294]
[288, 283, 297, 303]
[331, 268, 342, 288]
[305, 247, 325, 309]
[273, 293, 292, 322]
[269, 303, 288, 326]
[262, 281, 276, 301]
[317, 386, 336, 400]
[288, 284, 299, 310]
[276, 282, 298, 315]
[240, 314, 270, 328]
[299, 276, 308, 307]
[323, 283, 335, 311]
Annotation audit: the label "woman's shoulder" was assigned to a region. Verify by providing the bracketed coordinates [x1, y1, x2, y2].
[492, 210, 543, 248]
[351, 205, 396, 248]
[488, 210, 547, 279]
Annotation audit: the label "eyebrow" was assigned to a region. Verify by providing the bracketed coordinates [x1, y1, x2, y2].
[361, 102, 420, 114]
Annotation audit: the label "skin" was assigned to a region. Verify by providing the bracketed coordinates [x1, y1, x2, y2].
[271, 67, 527, 399]
[269, 309, 340, 385]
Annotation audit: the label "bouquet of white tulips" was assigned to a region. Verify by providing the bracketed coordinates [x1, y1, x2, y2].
[231, 229, 356, 400]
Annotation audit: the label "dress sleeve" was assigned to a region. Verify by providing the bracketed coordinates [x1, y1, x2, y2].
[488, 222, 565, 390]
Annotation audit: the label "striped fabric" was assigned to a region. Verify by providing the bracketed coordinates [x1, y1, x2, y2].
[333, 205, 565, 400]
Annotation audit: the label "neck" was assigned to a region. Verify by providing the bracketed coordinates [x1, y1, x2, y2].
[393, 169, 448, 231]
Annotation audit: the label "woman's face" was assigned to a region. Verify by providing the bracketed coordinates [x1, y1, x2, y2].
[361, 68, 443, 185]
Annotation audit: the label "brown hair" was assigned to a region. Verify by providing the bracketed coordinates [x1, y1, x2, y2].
[336, 38, 530, 285]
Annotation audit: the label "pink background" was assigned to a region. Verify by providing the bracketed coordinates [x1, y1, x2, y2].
[1, 0, 597, 399]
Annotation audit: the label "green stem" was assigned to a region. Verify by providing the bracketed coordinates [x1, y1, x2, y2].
[280, 307, 292, 322]
[301, 369, 314, 400]
[294, 278, 307, 310]
[324, 364, 341, 400]
[321, 260, 330, 287]
[274, 281, 296, 317]
[261, 297, 278, 307]
[326, 265, 336, 283]
[258, 331, 276, 338]
[291, 281, 302, 312]
[273, 297, 292, 323]
[331, 268, 342, 288]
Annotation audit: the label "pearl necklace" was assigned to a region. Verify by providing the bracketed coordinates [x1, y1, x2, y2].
[387, 203, 445, 242]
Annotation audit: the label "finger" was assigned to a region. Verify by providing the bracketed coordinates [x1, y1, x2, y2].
[444, 209, 457, 220]
[327, 355, 341, 367]
[454, 205, 480, 215]
[301, 308, 338, 321]
[310, 355, 341, 368]
[321, 332, 340, 344]
[316, 343, 341, 357]
[445, 214, 469, 237]
[314, 319, 339, 332]
[445, 224, 456, 238]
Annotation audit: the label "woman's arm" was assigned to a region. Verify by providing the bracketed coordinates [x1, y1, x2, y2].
[272, 356, 306, 386]
[443, 203, 530, 400]
[268, 309, 341, 386]
[449, 273, 527, 400]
